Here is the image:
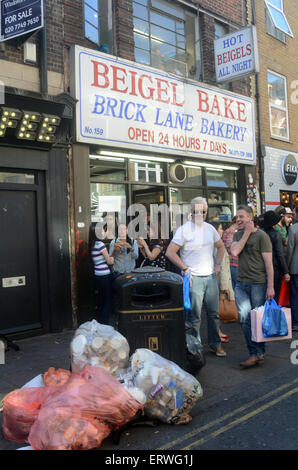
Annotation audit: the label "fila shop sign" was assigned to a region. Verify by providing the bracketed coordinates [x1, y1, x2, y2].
[282, 154, 298, 185]
[71, 45, 256, 165]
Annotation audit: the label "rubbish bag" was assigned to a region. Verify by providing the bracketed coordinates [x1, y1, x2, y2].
[70, 320, 130, 376]
[183, 271, 192, 311]
[2, 387, 59, 443]
[43, 368, 72, 387]
[121, 349, 203, 425]
[28, 366, 144, 450]
[278, 276, 290, 307]
[262, 299, 288, 338]
[185, 334, 206, 375]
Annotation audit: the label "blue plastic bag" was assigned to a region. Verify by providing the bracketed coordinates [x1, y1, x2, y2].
[183, 271, 192, 311]
[262, 299, 288, 338]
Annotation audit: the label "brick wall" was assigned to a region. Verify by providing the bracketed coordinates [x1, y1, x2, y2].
[254, 0, 298, 152]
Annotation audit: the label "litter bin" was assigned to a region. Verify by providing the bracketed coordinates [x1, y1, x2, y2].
[116, 267, 187, 369]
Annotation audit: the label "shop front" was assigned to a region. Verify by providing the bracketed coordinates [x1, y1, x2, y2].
[70, 45, 256, 320]
[0, 90, 73, 338]
[264, 146, 298, 211]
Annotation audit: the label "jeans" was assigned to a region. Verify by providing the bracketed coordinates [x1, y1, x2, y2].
[230, 266, 238, 291]
[95, 274, 113, 325]
[235, 281, 267, 357]
[186, 274, 221, 349]
[290, 274, 298, 327]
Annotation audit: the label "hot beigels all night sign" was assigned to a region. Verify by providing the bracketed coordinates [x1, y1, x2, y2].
[71, 45, 256, 165]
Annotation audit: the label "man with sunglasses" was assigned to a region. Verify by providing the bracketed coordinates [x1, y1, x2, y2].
[166, 197, 226, 357]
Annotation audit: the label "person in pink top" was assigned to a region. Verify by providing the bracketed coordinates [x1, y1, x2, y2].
[223, 216, 238, 290]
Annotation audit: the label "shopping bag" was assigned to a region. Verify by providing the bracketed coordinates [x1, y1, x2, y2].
[219, 291, 239, 323]
[251, 306, 292, 342]
[262, 299, 288, 338]
[278, 276, 290, 307]
[183, 271, 192, 311]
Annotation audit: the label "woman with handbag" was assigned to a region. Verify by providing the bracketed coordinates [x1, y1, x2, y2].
[210, 222, 239, 342]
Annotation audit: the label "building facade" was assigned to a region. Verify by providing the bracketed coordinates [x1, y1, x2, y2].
[250, 0, 298, 212]
[0, 0, 73, 337]
[0, 0, 260, 332]
[69, 0, 257, 321]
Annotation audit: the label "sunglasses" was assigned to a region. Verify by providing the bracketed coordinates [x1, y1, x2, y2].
[192, 210, 207, 215]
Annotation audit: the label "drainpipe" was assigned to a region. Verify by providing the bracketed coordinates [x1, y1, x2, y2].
[251, 0, 265, 213]
[39, 0, 48, 96]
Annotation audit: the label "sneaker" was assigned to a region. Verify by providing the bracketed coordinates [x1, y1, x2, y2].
[210, 346, 227, 357]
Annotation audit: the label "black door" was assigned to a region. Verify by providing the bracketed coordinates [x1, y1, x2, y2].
[0, 170, 48, 335]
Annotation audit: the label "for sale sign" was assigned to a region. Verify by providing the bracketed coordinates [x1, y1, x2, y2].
[0, 0, 43, 42]
[71, 45, 256, 165]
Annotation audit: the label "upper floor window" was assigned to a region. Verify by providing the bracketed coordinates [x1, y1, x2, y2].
[84, 0, 100, 44]
[265, 4, 286, 42]
[267, 70, 289, 140]
[133, 0, 198, 79]
[265, 0, 293, 38]
[84, 0, 112, 49]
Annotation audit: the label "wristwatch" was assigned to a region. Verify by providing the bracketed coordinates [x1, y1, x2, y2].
[215, 261, 221, 265]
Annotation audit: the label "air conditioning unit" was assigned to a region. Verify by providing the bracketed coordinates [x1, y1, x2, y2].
[169, 163, 186, 183]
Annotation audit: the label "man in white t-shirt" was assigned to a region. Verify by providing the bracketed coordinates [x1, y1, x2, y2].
[166, 197, 226, 357]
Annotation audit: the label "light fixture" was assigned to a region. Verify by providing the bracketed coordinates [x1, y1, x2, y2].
[17, 111, 41, 141]
[37, 114, 61, 142]
[0, 107, 22, 137]
[89, 154, 125, 162]
[99, 150, 175, 163]
[206, 168, 224, 172]
[184, 160, 239, 171]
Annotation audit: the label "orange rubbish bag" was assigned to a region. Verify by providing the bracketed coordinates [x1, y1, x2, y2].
[28, 366, 144, 450]
[2, 387, 59, 443]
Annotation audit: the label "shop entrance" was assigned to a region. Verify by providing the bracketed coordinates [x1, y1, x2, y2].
[0, 170, 48, 335]
[280, 190, 298, 210]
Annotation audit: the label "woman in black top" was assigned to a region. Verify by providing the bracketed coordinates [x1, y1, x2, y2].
[261, 211, 290, 301]
[137, 222, 168, 269]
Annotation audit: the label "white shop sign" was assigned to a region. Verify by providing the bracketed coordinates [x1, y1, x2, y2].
[71, 45, 256, 165]
[214, 26, 259, 83]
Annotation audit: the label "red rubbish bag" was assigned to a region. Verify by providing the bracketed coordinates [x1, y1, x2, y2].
[28, 366, 144, 450]
[278, 276, 290, 307]
[2, 387, 59, 443]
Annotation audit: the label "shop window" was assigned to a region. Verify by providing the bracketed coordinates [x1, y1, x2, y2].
[0, 171, 35, 184]
[90, 182, 127, 225]
[207, 190, 237, 222]
[133, 0, 199, 79]
[206, 168, 236, 188]
[90, 156, 126, 182]
[267, 71, 289, 140]
[264, 0, 293, 38]
[84, 0, 112, 49]
[129, 161, 164, 183]
[169, 187, 204, 231]
[169, 164, 202, 186]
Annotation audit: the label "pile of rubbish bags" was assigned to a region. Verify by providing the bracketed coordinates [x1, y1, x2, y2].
[2, 320, 203, 450]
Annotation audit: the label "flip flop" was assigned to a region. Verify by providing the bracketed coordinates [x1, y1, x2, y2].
[220, 337, 230, 343]
[220, 333, 229, 339]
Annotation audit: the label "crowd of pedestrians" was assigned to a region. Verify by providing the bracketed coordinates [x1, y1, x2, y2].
[89, 198, 298, 370]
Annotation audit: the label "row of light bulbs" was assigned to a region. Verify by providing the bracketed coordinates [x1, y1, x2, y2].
[0, 107, 61, 142]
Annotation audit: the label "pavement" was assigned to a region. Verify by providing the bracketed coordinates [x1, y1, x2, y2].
[0, 317, 297, 450]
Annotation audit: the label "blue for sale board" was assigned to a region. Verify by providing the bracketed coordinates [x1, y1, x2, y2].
[0, 0, 43, 42]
